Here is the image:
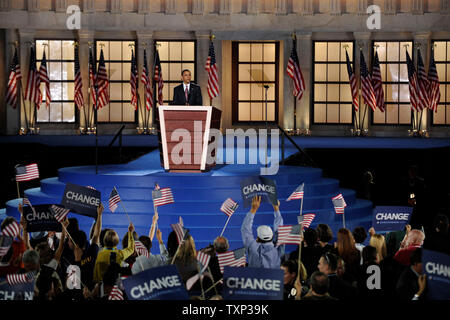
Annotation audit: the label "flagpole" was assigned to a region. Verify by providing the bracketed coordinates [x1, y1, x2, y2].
[204, 277, 223, 295]
[343, 210, 346, 229]
[219, 215, 232, 237]
[207, 266, 219, 296]
[196, 264, 206, 299]
[297, 195, 304, 286]
[149, 44, 161, 133]
[74, 42, 88, 133]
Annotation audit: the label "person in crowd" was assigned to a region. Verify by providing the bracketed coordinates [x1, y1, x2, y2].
[396, 248, 427, 300]
[336, 257, 357, 287]
[301, 271, 337, 301]
[356, 245, 383, 299]
[132, 229, 169, 274]
[423, 213, 450, 255]
[172, 233, 200, 284]
[241, 196, 284, 269]
[0, 216, 26, 276]
[369, 233, 387, 263]
[316, 224, 334, 254]
[99, 228, 113, 249]
[281, 260, 298, 300]
[383, 225, 410, 256]
[334, 228, 360, 278]
[352, 226, 367, 264]
[394, 229, 425, 266]
[289, 228, 322, 277]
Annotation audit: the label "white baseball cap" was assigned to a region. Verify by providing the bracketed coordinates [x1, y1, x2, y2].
[257, 225, 273, 241]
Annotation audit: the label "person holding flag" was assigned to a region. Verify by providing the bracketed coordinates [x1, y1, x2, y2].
[0, 217, 26, 277]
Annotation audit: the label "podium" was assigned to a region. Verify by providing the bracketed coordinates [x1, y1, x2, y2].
[157, 105, 222, 172]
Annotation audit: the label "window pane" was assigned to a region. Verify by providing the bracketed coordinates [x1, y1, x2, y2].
[170, 63, 182, 80]
[123, 104, 135, 122]
[239, 44, 251, 61]
[387, 42, 399, 61]
[447, 105, 450, 124]
[63, 82, 74, 100]
[328, 64, 339, 81]
[97, 42, 109, 60]
[49, 41, 61, 60]
[62, 63, 74, 81]
[267, 86, 275, 101]
[400, 42, 412, 61]
[386, 84, 399, 102]
[340, 84, 352, 102]
[447, 85, 450, 102]
[434, 105, 445, 124]
[239, 64, 251, 81]
[315, 64, 327, 81]
[434, 41, 446, 61]
[373, 108, 385, 124]
[436, 63, 446, 81]
[264, 64, 275, 82]
[267, 103, 275, 121]
[399, 63, 408, 82]
[122, 63, 131, 81]
[109, 63, 122, 81]
[375, 42, 386, 62]
[50, 103, 62, 122]
[315, 42, 327, 61]
[239, 83, 251, 100]
[158, 42, 169, 60]
[327, 84, 339, 101]
[169, 42, 182, 60]
[62, 41, 74, 60]
[387, 64, 399, 82]
[36, 105, 49, 122]
[160, 63, 169, 79]
[36, 41, 49, 60]
[251, 83, 263, 100]
[250, 64, 265, 82]
[163, 82, 170, 101]
[62, 103, 74, 122]
[251, 44, 263, 62]
[315, 84, 327, 101]
[97, 105, 109, 122]
[110, 42, 122, 61]
[399, 84, 410, 102]
[251, 103, 263, 121]
[122, 42, 134, 61]
[327, 43, 340, 62]
[314, 104, 326, 123]
[110, 83, 122, 101]
[182, 42, 195, 61]
[110, 103, 122, 122]
[122, 83, 131, 101]
[340, 43, 352, 62]
[340, 64, 349, 82]
[399, 105, 411, 124]
[326, 104, 339, 123]
[49, 63, 62, 80]
[340, 104, 352, 123]
[238, 102, 251, 121]
[386, 104, 399, 123]
[263, 43, 276, 62]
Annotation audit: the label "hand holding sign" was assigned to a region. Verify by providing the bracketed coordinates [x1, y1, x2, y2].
[250, 196, 261, 215]
[241, 177, 278, 208]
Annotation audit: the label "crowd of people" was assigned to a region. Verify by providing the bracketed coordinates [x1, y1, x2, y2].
[0, 195, 449, 301]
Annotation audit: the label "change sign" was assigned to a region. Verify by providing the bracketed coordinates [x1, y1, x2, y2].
[240, 176, 278, 208]
[23, 204, 62, 232]
[122, 265, 189, 300]
[423, 249, 450, 300]
[371, 206, 413, 232]
[61, 182, 101, 218]
[223, 266, 284, 300]
[0, 282, 34, 300]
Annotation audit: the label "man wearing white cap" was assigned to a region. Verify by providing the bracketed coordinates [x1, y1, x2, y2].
[241, 195, 285, 269]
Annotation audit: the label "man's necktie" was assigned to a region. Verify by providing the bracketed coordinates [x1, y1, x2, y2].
[185, 87, 189, 103]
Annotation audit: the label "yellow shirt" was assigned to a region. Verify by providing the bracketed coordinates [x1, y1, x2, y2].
[93, 232, 135, 283]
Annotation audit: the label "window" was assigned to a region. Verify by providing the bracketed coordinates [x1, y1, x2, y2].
[96, 40, 136, 123]
[312, 41, 354, 124]
[432, 41, 450, 125]
[156, 40, 196, 104]
[372, 41, 413, 125]
[35, 40, 75, 123]
[232, 42, 278, 123]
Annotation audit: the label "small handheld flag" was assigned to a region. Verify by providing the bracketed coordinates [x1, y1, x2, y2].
[277, 225, 302, 246]
[298, 213, 316, 229]
[15, 163, 39, 182]
[0, 235, 13, 257]
[1, 220, 20, 238]
[217, 247, 246, 274]
[152, 183, 174, 207]
[108, 187, 121, 212]
[108, 285, 124, 300]
[332, 194, 347, 214]
[171, 221, 189, 245]
[220, 198, 238, 217]
[6, 271, 36, 286]
[50, 205, 70, 223]
[287, 183, 304, 201]
[197, 251, 211, 272]
[135, 240, 149, 258]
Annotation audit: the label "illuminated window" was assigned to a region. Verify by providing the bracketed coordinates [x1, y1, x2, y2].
[35, 40, 75, 123]
[232, 42, 278, 123]
[432, 41, 450, 125]
[372, 41, 413, 125]
[95, 40, 136, 123]
[313, 41, 354, 124]
[155, 40, 196, 104]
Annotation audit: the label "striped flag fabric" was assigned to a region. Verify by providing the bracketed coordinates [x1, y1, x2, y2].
[15, 163, 39, 182]
[428, 49, 440, 113]
[108, 285, 124, 300]
[197, 251, 211, 270]
[6, 272, 36, 286]
[332, 193, 347, 214]
[38, 51, 51, 108]
[141, 49, 153, 111]
[6, 47, 22, 108]
[417, 48, 430, 111]
[130, 49, 138, 110]
[171, 221, 188, 245]
[406, 50, 421, 112]
[277, 224, 302, 246]
[1, 220, 20, 238]
[50, 205, 70, 223]
[372, 51, 385, 112]
[345, 50, 359, 112]
[205, 41, 219, 99]
[152, 183, 174, 207]
[108, 187, 121, 213]
[287, 183, 304, 201]
[24, 46, 42, 106]
[217, 247, 246, 274]
[360, 51, 378, 112]
[135, 240, 149, 258]
[0, 236, 13, 257]
[96, 49, 109, 109]
[74, 45, 84, 109]
[220, 198, 238, 217]
[154, 50, 164, 105]
[89, 47, 97, 108]
[298, 213, 316, 229]
[286, 38, 306, 100]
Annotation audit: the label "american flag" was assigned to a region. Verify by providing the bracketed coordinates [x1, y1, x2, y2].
[332, 193, 347, 214]
[428, 48, 440, 113]
[6, 271, 36, 286]
[205, 41, 219, 99]
[152, 183, 174, 207]
[417, 48, 430, 111]
[345, 50, 359, 112]
[108, 285, 124, 300]
[89, 47, 97, 108]
[74, 45, 84, 109]
[360, 51, 377, 112]
[135, 240, 149, 258]
[24, 46, 42, 106]
[50, 205, 70, 223]
[108, 187, 121, 213]
[141, 49, 153, 111]
[217, 247, 246, 274]
[96, 49, 109, 109]
[220, 198, 238, 217]
[130, 49, 138, 110]
[5, 47, 22, 108]
[197, 251, 211, 270]
[39, 51, 51, 108]
[287, 183, 304, 201]
[286, 38, 306, 100]
[277, 224, 302, 246]
[154, 50, 164, 105]
[15, 163, 39, 182]
[171, 221, 188, 245]
[406, 50, 420, 112]
[2, 220, 20, 238]
[298, 213, 316, 229]
[0, 235, 13, 257]
[372, 51, 385, 112]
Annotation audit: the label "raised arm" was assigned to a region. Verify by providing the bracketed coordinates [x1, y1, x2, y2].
[54, 219, 69, 263]
[91, 203, 103, 245]
[272, 200, 283, 233]
[241, 196, 261, 248]
[148, 207, 159, 241]
[121, 223, 136, 260]
[18, 204, 32, 250]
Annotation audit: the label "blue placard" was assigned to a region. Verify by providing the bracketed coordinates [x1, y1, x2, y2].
[223, 266, 284, 300]
[240, 176, 278, 208]
[0, 281, 34, 300]
[23, 204, 62, 232]
[61, 182, 101, 218]
[122, 265, 189, 300]
[371, 206, 413, 232]
[423, 249, 450, 300]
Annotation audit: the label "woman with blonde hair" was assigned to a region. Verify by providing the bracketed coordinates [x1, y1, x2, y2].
[369, 233, 387, 263]
[172, 234, 199, 283]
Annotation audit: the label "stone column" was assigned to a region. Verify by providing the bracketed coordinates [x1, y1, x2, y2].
[384, 0, 397, 15]
[18, 29, 35, 133]
[83, 0, 95, 13]
[414, 32, 431, 133]
[294, 0, 314, 15]
[357, 0, 368, 15]
[275, 0, 287, 15]
[110, 0, 122, 14]
[55, 0, 67, 12]
[137, 31, 154, 129]
[165, 0, 176, 15]
[77, 30, 94, 130]
[246, 0, 258, 15]
[0, 0, 12, 11]
[192, 0, 204, 15]
[411, 0, 424, 14]
[138, 0, 150, 14]
[27, 0, 39, 12]
[330, 0, 342, 15]
[219, 0, 231, 15]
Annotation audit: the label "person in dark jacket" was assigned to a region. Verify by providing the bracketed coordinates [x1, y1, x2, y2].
[170, 69, 203, 106]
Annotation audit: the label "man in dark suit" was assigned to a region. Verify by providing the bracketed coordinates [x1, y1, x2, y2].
[170, 69, 203, 106]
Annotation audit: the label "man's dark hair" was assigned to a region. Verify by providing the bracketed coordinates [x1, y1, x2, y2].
[410, 248, 422, 266]
[303, 228, 318, 247]
[362, 245, 378, 264]
[322, 252, 338, 272]
[122, 231, 138, 249]
[433, 214, 449, 233]
[67, 218, 79, 235]
[181, 69, 191, 75]
[310, 271, 330, 295]
[139, 235, 152, 251]
[167, 231, 178, 257]
[281, 260, 298, 276]
[72, 230, 87, 249]
[316, 224, 333, 243]
[353, 226, 367, 244]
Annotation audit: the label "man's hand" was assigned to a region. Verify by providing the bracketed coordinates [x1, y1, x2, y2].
[156, 229, 163, 244]
[417, 274, 426, 296]
[74, 246, 83, 261]
[272, 200, 280, 212]
[20, 211, 27, 230]
[129, 223, 135, 234]
[18, 203, 23, 215]
[97, 203, 104, 217]
[153, 210, 159, 224]
[250, 196, 261, 214]
[405, 224, 412, 234]
[61, 218, 70, 230]
[369, 227, 376, 237]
